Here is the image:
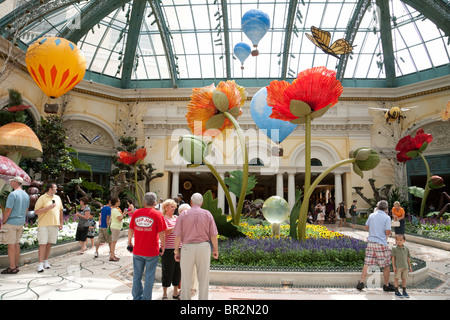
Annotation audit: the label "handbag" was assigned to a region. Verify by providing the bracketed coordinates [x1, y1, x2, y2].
[391, 219, 400, 227]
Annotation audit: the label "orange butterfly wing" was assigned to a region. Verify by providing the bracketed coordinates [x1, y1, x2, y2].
[306, 26, 353, 58]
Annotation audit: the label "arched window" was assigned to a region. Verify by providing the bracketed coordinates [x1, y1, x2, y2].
[249, 158, 264, 166]
[311, 158, 322, 166]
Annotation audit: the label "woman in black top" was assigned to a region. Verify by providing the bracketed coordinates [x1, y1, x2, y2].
[338, 201, 347, 227]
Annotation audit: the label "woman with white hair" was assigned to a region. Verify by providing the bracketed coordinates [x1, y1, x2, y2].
[161, 199, 182, 299]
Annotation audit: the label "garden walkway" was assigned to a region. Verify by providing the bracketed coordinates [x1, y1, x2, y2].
[0, 225, 448, 301]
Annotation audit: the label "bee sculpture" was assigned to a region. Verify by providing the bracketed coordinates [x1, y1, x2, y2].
[370, 105, 418, 124]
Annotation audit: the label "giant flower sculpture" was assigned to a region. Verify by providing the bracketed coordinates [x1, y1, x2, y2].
[117, 147, 147, 208]
[396, 128, 432, 163]
[395, 128, 439, 217]
[186, 81, 246, 137]
[267, 66, 343, 124]
[181, 80, 248, 224]
[266, 67, 380, 240]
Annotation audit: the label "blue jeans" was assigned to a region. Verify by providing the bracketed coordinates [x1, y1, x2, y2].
[132, 254, 159, 300]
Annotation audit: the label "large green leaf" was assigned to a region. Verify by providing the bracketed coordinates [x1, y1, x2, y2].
[408, 186, 425, 198]
[201, 190, 245, 238]
[224, 170, 257, 198]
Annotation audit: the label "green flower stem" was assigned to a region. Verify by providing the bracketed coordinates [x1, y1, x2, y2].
[297, 113, 312, 240]
[134, 165, 142, 208]
[204, 158, 236, 219]
[297, 158, 356, 241]
[223, 111, 248, 225]
[304, 114, 312, 194]
[419, 153, 431, 218]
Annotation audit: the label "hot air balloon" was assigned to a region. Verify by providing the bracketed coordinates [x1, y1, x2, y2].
[250, 87, 297, 144]
[25, 37, 86, 99]
[241, 9, 270, 56]
[234, 42, 251, 69]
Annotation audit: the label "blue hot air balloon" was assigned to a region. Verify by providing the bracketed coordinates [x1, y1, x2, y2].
[250, 87, 297, 144]
[234, 42, 251, 69]
[241, 9, 270, 56]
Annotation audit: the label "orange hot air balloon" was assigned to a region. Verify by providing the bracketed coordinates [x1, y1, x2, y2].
[25, 37, 86, 99]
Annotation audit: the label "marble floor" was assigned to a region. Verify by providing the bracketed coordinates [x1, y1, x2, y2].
[0, 225, 449, 301]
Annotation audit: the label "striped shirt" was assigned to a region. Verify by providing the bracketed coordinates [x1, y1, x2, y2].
[164, 215, 182, 249]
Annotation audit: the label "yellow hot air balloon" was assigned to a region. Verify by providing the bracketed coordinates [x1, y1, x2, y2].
[25, 37, 86, 99]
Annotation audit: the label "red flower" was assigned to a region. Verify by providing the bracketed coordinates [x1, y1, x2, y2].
[266, 66, 343, 123]
[117, 148, 147, 165]
[395, 129, 433, 162]
[6, 105, 31, 112]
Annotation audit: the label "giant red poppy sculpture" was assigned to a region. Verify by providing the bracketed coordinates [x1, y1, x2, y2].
[267, 66, 343, 124]
[266, 67, 380, 240]
[181, 80, 247, 225]
[395, 129, 441, 217]
[117, 148, 147, 208]
[396, 128, 433, 163]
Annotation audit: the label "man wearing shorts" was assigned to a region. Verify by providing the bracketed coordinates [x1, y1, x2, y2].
[356, 200, 395, 291]
[34, 183, 63, 273]
[1, 177, 30, 274]
[94, 198, 112, 258]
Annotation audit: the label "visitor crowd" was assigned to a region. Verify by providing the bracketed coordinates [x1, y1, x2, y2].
[0, 177, 219, 300]
[1, 176, 412, 299]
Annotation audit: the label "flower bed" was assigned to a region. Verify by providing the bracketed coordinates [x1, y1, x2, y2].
[405, 216, 450, 242]
[212, 236, 367, 269]
[211, 220, 367, 269]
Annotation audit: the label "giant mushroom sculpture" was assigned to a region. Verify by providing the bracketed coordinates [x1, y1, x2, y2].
[0, 155, 32, 192]
[0, 122, 42, 164]
[0, 155, 32, 223]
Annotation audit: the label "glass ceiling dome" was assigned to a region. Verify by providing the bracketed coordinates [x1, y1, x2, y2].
[0, 0, 449, 89]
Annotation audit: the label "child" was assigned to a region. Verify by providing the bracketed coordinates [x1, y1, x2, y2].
[391, 234, 413, 298]
[87, 217, 97, 249]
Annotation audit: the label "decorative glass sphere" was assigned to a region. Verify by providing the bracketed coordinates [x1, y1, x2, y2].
[262, 196, 290, 224]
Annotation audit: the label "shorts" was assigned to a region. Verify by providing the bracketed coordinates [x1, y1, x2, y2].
[1, 224, 23, 244]
[394, 268, 409, 280]
[98, 228, 111, 244]
[37, 226, 59, 245]
[110, 228, 121, 242]
[364, 242, 391, 268]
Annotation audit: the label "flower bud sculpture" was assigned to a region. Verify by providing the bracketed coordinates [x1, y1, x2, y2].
[178, 135, 211, 165]
[428, 175, 445, 190]
[349, 148, 381, 179]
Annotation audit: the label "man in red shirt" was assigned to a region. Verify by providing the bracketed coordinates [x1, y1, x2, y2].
[128, 192, 167, 300]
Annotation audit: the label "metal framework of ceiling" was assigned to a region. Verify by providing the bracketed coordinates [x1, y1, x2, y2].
[0, 0, 449, 89]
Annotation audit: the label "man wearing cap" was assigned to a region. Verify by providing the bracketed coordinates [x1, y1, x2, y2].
[34, 182, 63, 272]
[1, 176, 30, 274]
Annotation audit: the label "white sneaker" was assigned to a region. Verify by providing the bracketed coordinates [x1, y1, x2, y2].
[43, 260, 51, 269]
[37, 263, 44, 273]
